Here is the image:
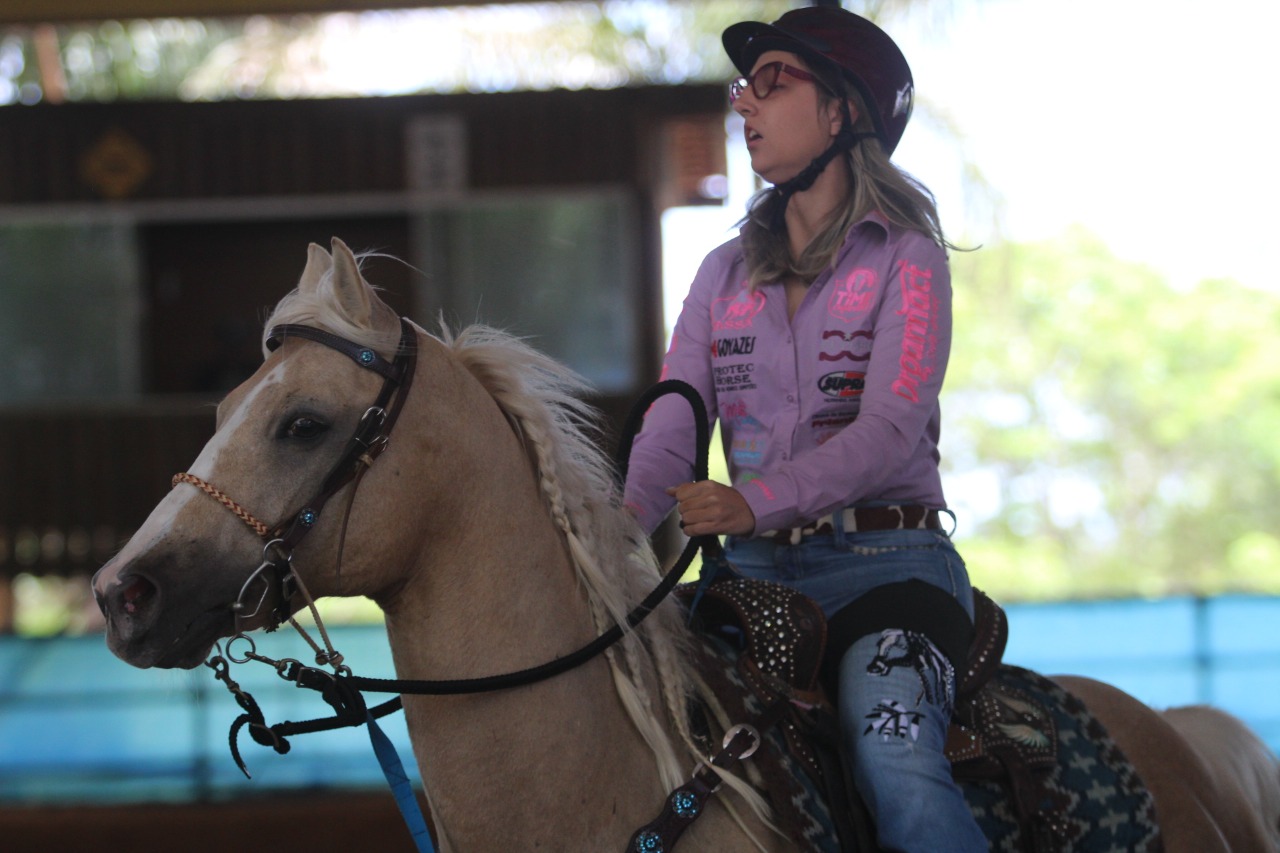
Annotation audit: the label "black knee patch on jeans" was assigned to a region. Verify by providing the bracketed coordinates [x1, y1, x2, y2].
[820, 579, 973, 700]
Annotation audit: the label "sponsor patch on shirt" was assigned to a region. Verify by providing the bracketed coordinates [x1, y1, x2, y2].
[721, 401, 765, 476]
[714, 361, 757, 393]
[819, 328, 872, 364]
[828, 268, 878, 322]
[817, 371, 866, 399]
[711, 286, 765, 331]
[711, 335, 756, 358]
[812, 409, 858, 446]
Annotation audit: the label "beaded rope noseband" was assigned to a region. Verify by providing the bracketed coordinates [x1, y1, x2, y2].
[172, 472, 272, 538]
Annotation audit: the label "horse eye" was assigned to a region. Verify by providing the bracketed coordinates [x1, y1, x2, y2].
[283, 416, 328, 441]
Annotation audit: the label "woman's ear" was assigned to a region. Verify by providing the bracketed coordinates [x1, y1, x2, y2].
[829, 99, 858, 137]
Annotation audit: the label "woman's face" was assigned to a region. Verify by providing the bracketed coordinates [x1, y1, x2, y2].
[732, 50, 844, 185]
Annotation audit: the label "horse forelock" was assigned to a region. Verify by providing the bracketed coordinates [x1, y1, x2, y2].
[261, 251, 401, 359]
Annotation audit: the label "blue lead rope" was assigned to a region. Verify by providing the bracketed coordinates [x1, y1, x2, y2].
[366, 710, 435, 853]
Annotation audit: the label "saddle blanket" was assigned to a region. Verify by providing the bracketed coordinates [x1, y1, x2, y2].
[695, 632, 1160, 852]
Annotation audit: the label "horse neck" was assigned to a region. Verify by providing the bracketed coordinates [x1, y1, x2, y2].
[380, 457, 596, 678]
[377, 405, 671, 848]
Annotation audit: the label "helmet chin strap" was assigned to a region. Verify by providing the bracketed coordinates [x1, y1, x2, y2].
[768, 100, 878, 232]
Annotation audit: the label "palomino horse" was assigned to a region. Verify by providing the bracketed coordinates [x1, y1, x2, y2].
[1162, 705, 1280, 851]
[94, 238, 1272, 852]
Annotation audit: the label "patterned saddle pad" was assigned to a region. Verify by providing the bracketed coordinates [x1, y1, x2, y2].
[685, 579, 1161, 852]
[954, 666, 1161, 852]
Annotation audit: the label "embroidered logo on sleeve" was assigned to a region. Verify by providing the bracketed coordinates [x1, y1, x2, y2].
[890, 262, 939, 403]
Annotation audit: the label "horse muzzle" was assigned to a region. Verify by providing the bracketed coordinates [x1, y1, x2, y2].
[93, 556, 236, 669]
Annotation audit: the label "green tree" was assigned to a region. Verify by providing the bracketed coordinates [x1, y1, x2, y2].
[946, 228, 1280, 600]
[0, 2, 800, 103]
[0, 19, 236, 103]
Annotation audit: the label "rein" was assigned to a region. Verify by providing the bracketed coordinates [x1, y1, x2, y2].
[188, 319, 726, 852]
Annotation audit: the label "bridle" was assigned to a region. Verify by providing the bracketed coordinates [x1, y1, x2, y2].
[177, 317, 746, 853]
[174, 318, 419, 643]
[171, 316, 435, 848]
[175, 313, 711, 709]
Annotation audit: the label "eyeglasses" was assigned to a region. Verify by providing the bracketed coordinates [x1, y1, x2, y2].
[729, 61, 820, 104]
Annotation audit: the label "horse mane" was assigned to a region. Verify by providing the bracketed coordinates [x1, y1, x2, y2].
[262, 253, 774, 831]
[435, 325, 777, 835]
[437, 324, 697, 773]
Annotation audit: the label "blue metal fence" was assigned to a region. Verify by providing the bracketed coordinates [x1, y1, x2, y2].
[1, 594, 1277, 805]
[1001, 594, 1280, 756]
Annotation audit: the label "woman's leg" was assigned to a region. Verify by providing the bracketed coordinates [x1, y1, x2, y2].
[725, 528, 988, 849]
[838, 629, 985, 852]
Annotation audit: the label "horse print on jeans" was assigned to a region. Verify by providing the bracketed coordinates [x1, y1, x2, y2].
[863, 628, 955, 742]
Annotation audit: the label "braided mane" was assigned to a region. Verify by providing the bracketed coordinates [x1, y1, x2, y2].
[438, 324, 697, 787]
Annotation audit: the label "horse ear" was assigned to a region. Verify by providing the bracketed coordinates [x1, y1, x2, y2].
[329, 237, 375, 329]
[298, 242, 331, 294]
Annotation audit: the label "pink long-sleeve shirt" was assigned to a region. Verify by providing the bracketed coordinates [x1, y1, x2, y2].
[624, 212, 951, 537]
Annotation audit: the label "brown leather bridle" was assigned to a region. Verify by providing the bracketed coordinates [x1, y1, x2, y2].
[172, 318, 418, 631]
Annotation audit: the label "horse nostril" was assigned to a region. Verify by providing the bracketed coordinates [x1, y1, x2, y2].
[120, 576, 157, 615]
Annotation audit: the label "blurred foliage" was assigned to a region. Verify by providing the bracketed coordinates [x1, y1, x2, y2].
[0, 18, 238, 103]
[0, 1, 800, 103]
[946, 228, 1280, 601]
[0, 1, 973, 102]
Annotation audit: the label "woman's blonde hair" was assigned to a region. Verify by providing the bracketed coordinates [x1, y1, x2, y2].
[740, 79, 955, 289]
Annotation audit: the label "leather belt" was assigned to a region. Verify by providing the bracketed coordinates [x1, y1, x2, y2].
[765, 504, 942, 545]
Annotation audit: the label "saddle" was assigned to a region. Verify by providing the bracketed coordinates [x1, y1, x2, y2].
[680, 577, 1066, 853]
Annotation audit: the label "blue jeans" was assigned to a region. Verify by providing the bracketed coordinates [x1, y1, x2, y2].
[724, 521, 986, 853]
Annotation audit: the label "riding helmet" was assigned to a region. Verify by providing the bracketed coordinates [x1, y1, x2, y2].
[723, 6, 915, 155]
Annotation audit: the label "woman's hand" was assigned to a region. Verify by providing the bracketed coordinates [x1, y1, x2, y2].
[666, 481, 756, 537]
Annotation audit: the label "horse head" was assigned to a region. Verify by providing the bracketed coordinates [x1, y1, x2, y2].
[866, 628, 912, 676]
[91, 238, 431, 669]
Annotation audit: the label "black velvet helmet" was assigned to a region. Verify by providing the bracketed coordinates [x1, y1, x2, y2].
[723, 6, 915, 155]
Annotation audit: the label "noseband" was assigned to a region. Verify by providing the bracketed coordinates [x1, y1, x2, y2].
[173, 318, 418, 633]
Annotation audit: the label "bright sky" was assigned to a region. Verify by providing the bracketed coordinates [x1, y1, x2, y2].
[663, 0, 1280, 328]
[896, 0, 1278, 291]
